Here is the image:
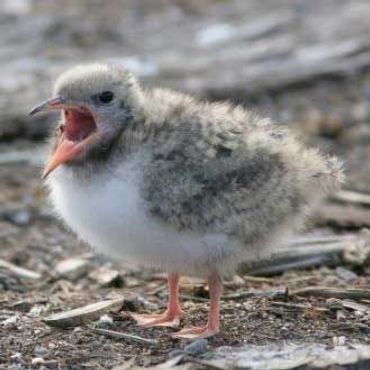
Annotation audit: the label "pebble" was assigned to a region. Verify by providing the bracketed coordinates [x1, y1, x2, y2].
[169, 339, 208, 358]
[34, 345, 48, 357]
[97, 314, 114, 328]
[10, 353, 22, 361]
[280, 326, 290, 339]
[2, 315, 19, 327]
[183, 339, 208, 355]
[55, 257, 90, 281]
[29, 305, 48, 317]
[333, 336, 346, 346]
[335, 267, 358, 282]
[89, 267, 124, 288]
[31, 357, 45, 365]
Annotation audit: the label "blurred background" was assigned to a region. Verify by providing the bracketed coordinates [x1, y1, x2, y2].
[1, 0, 370, 186]
[1, 1, 370, 369]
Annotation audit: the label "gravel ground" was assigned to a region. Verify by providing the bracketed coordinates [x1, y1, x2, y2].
[0, 147, 370, 369]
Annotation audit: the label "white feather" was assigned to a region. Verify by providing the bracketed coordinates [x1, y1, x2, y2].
[47, 154, 245, 277]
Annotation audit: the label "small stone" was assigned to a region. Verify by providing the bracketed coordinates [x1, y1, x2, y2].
[31, 357, 45, 365]
[2, 315, 19, 327]
[280, 326, 290, 339]
[44, 360, 58, 369]
[354, 310, 363, 318]
[183, 339, 208, 355]
[34, 345, 48, 357]
[10, 353, 22, 361]
[333, 336, 346, 346]
[97, 314, 114, 328]
[89, 267, 124, 288]
[29, 305, 48, 317]
[55, 257, 90, 281]
[335, 267, 358, 282]
[326, 298, 343, 311]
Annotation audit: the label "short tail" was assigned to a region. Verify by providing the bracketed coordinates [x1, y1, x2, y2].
[314, 154, 345, 194]
[297, 147, 345, 195]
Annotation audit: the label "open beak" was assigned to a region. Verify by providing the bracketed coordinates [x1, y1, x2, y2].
[30, 96, 99, 178]
[29, 96, 66, 115]
[42, 131, 99, 179]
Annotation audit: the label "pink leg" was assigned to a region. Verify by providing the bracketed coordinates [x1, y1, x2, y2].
[131, 272, 185, 328]
[172, 272, 222, 339]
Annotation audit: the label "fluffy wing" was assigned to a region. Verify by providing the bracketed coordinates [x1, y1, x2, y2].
[140, 94, 343, 244]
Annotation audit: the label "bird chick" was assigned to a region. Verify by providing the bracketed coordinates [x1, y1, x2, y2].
[31, 63, 344, 339]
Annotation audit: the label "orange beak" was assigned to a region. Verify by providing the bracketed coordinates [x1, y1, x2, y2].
[30, 97, 99, 178]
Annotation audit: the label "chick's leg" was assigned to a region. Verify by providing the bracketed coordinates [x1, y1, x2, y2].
[172, 272, 221, 339]
[131, 272, 185, 328]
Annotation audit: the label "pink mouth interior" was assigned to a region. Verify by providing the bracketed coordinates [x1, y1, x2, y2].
[63, 108, 97, 142]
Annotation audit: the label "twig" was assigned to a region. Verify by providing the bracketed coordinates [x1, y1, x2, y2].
[288, 235, 354, 246]
[0, 259, 41, 280]
[148, 283, 167, 296]
[91, 327, 158, 345]
[223, 289, 286, 301]
[270, 301, 329, 314]
[315, 204, 370, 228]
[341, 299, 370, 313]
[244, 232, 370, 276]
[291, 287, 370, 300]
[332, 190, 370, 206]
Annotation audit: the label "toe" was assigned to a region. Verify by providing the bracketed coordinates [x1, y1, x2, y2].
[171, 326, 218, 339]
[130, 312, 182, 328]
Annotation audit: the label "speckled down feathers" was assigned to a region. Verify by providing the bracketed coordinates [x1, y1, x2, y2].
[128, 88, 344, 243]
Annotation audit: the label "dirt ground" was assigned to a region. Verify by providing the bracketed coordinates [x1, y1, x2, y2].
[0, 150, 370, 369]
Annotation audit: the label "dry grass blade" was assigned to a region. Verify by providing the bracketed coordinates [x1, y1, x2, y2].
[292, 287, 370, 300]
[223, 289, 286, 301]
[316, 204, 370, 228]
[91, 328, 158, 345]
[341, 299, 370, 313]
[245, 232, 370, 276]
[0, 258, 41, 280]
[332, 190, 370, 206]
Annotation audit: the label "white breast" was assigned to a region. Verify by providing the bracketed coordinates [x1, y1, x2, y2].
[47, 154, 244, 276]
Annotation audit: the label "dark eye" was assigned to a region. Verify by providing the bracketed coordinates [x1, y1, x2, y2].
[98, 91, 114, 104]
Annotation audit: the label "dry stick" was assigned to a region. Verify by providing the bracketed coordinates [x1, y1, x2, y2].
[223, 289, 287, 301]
[287, 234, 354, 246]
[316, 204, 370, 228]
[245, 233, 368, 276]
[291, 287, 370, 300]
[332, 190, 370, 206]
[341, 299, 370, 313]
[0, 258, 41, 280]
[91, 327, 158, 345]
